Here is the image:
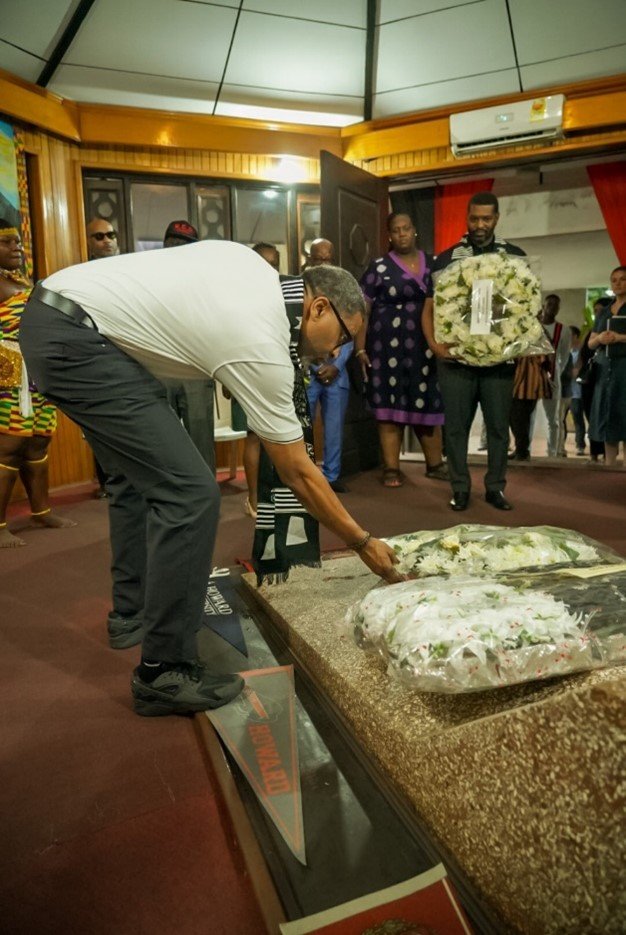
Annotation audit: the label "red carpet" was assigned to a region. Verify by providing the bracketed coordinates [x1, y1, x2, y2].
[1, 485, 265, 935]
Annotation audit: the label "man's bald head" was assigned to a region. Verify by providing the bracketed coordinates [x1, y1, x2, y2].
[86, 218, 119, 259]
[308, 238, 335, 267]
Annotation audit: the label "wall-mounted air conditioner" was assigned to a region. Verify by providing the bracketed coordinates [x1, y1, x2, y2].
[450, 95, 565, 157]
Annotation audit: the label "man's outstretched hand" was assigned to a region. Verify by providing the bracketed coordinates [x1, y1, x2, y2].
[357, 537, 405, 584]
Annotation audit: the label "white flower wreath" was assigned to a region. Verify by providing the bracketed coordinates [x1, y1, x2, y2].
[434, 253, 548, 366]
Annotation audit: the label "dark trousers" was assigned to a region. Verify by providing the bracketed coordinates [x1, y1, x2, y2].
[163, 379, 216, 475]
[581, 382, 605, 458]
[510, 398, 537, 459]
[20, 298, 220, 663]
[568, 397, 586, 450]
[437, 360, 514, 493]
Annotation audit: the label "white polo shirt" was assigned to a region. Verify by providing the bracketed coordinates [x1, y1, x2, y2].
[43, 241, 302, 443]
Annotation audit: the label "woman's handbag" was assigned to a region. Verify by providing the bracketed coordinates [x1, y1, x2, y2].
[0, 339, 23, 388]
[576, 357, 595, 386]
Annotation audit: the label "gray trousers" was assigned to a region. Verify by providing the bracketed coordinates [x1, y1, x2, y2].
[438, 360, 514, 494]
[20, 298, 220, 663]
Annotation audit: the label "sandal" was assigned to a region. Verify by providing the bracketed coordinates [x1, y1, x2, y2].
[425, 462, 449, 480]
[381, 468, 405, 488]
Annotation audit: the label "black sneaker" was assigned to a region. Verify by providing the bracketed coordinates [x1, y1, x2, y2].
[131, 663, 245, 717]
[107, 612, 144, 649]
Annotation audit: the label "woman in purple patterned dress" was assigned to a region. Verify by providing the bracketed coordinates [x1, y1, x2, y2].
[356, 213, 445, 487]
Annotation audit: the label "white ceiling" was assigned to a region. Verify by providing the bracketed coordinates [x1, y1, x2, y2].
[1, 0, 625, 126]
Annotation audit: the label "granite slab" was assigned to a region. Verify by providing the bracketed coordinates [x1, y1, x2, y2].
[243, 556, 626, 935]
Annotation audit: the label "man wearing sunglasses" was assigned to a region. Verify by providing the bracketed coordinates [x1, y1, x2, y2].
[86, 219, 119, 260]
[19, 241, 402, 718]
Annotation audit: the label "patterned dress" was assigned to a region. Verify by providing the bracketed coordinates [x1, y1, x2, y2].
[360, 251, 443, 426]
[0, 288, 57, 436]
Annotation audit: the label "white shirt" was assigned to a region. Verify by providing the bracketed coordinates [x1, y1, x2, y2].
[43, 241, 302, 444]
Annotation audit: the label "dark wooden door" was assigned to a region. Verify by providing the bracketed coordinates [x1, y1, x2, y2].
[320, 151, 388, 475]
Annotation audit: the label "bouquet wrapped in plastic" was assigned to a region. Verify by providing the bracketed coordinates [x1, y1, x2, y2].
[347, 526, 626, 693]
[386, 524, 620, 578]
[434, 253, 552, 366]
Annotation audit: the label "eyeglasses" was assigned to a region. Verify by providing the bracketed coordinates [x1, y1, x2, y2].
[328, 298, 353, 348]
[90, 231, 117, 241]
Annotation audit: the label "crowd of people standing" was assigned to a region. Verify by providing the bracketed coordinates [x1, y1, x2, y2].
[355, 195, 626, 514]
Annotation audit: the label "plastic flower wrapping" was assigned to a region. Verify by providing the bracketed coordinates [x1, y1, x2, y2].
[346, 526, 626, 693]
[386, 524, 617, 578]
[434, 253, 552, 366]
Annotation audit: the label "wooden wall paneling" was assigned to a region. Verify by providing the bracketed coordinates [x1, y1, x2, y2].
[72, 160, 88, 263]
[564, 89, 626, 132]
[24, 151, 47, 282]
[350, 128, 626, 179]
[78, 145, 320, 184]
[77, 104, 342, 159]
[9, 129, 95, 503]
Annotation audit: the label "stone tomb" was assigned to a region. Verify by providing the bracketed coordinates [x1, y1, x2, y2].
[243, 556, 625, 935]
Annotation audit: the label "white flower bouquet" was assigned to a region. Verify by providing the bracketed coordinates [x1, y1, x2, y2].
[347, 568, 626, 693]
[434, 253, 551, 365]
[386, 524, 616, 578]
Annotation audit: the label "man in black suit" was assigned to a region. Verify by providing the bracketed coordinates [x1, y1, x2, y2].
[422, 192, 525, 512]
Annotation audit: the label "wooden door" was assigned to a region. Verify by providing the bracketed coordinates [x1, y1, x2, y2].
[320, 151, 388, 475]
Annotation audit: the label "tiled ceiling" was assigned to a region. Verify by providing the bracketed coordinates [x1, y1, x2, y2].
[1, 0, 625, 126]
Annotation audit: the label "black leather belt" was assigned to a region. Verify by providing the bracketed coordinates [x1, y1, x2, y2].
[31, 283, 96, 329]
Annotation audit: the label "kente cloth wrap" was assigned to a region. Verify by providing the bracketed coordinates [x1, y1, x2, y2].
[0, 288, 57, 436]
[252, 276, 320, 585]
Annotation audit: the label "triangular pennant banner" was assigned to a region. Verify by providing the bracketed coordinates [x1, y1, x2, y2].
[207, 665, 306, 865]
[202, 569, 248, 656]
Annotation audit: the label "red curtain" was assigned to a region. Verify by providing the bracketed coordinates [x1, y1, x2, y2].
[587, 162, 626, 264]
[434, 178, 494, 255]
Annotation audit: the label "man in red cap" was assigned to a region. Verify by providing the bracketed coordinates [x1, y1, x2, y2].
[163, 220, 199, 248]
[162, 221, 216, 474]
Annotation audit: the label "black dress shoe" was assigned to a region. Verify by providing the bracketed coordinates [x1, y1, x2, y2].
[450, 491, 469, 511]
[485, 490, 512, 510]
[329, 480, 348, 493]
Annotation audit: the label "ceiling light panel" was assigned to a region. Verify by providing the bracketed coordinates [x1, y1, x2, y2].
[242, 0, 366, 28]
[0, 0, 76, 58]
[379, 0, 483, 24]
[0, 43, 42, 83]
[508, 0, 626, 64]
[224, 10, 365, 98]
[61, 0, 237, 82]
[376, 0, 515, 93]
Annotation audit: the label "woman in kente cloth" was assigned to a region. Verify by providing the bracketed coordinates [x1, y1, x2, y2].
[0, 220, 75, 547]
[356, 212, 446, 488]
[252, 273, 322, 584]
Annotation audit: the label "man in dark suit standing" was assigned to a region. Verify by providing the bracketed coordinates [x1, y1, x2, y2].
[422, 192, 525, 512]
